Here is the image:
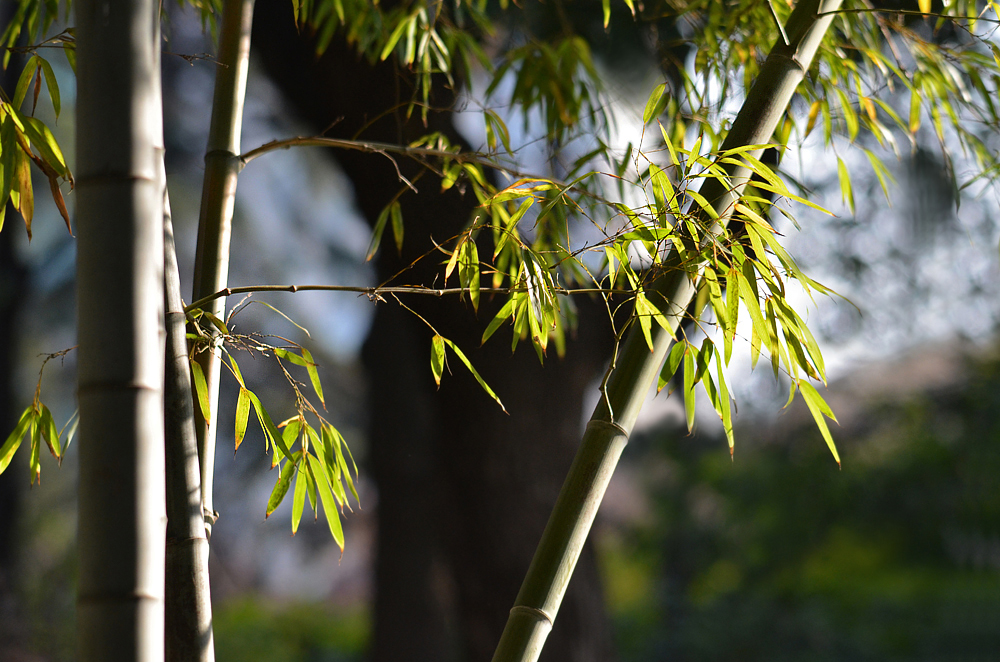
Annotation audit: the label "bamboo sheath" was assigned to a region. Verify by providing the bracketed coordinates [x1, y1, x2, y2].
[190, 0, 255, 537]
[76, 1, 166, 661]
[491, 3, 843, 661]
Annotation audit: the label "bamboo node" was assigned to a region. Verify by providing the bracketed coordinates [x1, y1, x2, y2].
[509, 605, 554, 627]
[585, 418, 629, 439]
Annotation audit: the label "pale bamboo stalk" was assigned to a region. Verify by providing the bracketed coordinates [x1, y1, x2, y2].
[76, 1, 166, 660]
[190, 0, 255, 537]
[163, 180, 215, 661]
[490, 3, 843, 661]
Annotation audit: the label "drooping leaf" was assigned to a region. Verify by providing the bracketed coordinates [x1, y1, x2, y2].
[190, 359, 211, 426]
[430, 334, 446, 387]
[307, 453, 346, 550]
[683, 346, 695, 432]
[799, 381, 841, 466]
[442, 338, 506, 413]
[265, 452, 300, 518]
[292, 464, 307, 535]
[235, 387, 250, 451]
[0, 407, 32, 474]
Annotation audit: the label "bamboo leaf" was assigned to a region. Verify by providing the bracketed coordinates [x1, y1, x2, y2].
[836, 156, 855, 214]
[683, 346, 695, 432]
[443, 338, 506, 413]
[430, 334, 446, 387]
[643, 82, 668, 125]
[190, 359, 211, 426]
[482, 298, 515, 344]
[12, 56, 39, 109]
[390, 200, 404, 253]
[458, 236, 480, 312]
[235, 387, 250, 451]
[265, 452, 300, 518]
[301, 348, 325, 407]
[39, 404, 60, 460]
[366, 202, 392, 261]
[0, 407, 32, 474]
[307, 453, 346, 550]
[799, 381, 841, 466]
[292, 464, 307, 535]
[35, 56, 60, 119]
[657, 340, 686, 393]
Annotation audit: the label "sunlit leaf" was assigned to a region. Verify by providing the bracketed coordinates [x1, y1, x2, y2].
[235, 387, 250, 451]
[430, 334, 445, 387]
[301, 348, 325, 407]
[0, 407, 32, 475]
[799, 381, 841, 466]
[442, 338, 506, 413]
[643, 82, 668, 125]
[307, 453, 345, 550]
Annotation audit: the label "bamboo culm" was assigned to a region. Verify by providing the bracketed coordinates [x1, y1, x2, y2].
[189, 0, 255, 538]
[490, 2, 844, 661]
[76, 0, 166, 660]
[163, 180, 215, 661]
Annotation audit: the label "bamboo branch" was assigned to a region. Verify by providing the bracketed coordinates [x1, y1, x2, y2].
[490, 3, 843, 661]
[184, 284, 625, 313]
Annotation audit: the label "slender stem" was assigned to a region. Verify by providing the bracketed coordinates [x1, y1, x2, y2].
[189, 0, 255, 539]
[185, 284, 624, 313]
[490, 3, 843, 661]
[163, 174, 215, 662]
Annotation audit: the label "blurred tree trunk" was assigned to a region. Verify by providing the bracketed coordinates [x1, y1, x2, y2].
[0, 199, 26, 655]
[252, 6, 617, 661]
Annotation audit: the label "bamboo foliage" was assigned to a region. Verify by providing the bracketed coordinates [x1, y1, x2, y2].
[1, 1, 1000, 661]
[491, 2, 843, 661]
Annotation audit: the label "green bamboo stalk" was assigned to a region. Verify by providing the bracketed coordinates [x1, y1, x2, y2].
[164, 177, 215, 661]
[76, 1, 166, 660]
[190, 0, 255, 538]
[490, 3, 843, 661]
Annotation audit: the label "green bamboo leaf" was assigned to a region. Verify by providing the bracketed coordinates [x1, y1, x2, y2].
[643, 82, 668, 125]
[379, 14, 411, 61]
[366, 202, 392, 261]
[227, 353, 246, 388]
[714, 351, 734, 452]
[17, 113, 68, 177]
[657, 340, 686, 393]
[29, 415, 40, 485]
[683, 346, 695, 432]
[307, 453, 345, 550]
[634, 292, 654, 352]
[39, 404, 60, 460]
[390, 201, 404, 253]
[430, 334, 446, 387]
[301, 348, 325, 407]
[909, 87, 922, 133]
[482, 297, 515, 344]
[836, 156, 855, 214]
[442, 338, 506, 413]
[190, 359, 211, 426]
[602, 0, 611, 28]
[458, 236, 480, 312]
[247, 391, 295, 463]
[265, 452, 300, 518]
[60, 409, 79, 453]
[12, 56, 39, 109]
[14, 147, 32, 235]
[0, 407, 32, 474]
[292, 465, 307, 535]
[799, 381, 841, 466]
[36, 56, 60, 119]
[235, 387, 250, 451]
[273, 346, 308, 367]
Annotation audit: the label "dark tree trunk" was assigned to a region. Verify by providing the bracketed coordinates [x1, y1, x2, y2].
[252, 7, 617, 661]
